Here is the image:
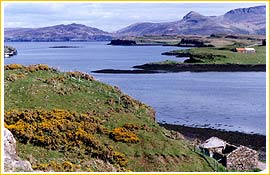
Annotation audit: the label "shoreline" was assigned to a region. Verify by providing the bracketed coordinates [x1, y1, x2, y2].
[159, 123, 266, 160]
[133, 63, 266, 72]
[92, 63, 266, 74]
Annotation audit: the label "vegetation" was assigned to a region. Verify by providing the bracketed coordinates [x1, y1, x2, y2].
[168, 45, 265, 64]
[157, 44, 266, 65]
[4, 64, 224, 172]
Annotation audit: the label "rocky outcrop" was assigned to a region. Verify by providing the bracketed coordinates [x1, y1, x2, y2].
[108, 39, 137, 46]
[92, 69, 157, 74]
[49, 46, 80, 48]
[4, 46, 17, 58]
[4, 128, 33, 172]
[133, 63, 266, 72]
[177, 39, 214, 47]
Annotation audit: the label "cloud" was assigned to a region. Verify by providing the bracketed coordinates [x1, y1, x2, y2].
[4, 2, 266, 32]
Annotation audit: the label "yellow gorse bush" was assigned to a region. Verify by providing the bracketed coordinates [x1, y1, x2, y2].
[5, 64, 24, 70]
[32, 161, 81, 172]
[112, 151, 128, 167]
[4, 109, 128, 167]
[109, 127, 140, 143]
[5, 64, 58, 73]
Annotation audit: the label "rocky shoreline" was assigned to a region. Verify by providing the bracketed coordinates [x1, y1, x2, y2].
[133, 63, 266, 72]
[49, 46, 80, 48]
[93, 63, 266, 74]
[4, 46, 17, 58]
[159, 123, 266, 161]
[92, 69, 159, 74]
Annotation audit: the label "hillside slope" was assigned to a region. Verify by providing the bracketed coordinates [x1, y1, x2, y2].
[4, 64, 224, 172]
[4, 23, 112, 42]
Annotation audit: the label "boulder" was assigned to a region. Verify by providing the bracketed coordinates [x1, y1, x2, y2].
[4, 128, 33, 172]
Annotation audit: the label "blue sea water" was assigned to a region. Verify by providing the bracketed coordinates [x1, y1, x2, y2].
[4, 42, 266, 135]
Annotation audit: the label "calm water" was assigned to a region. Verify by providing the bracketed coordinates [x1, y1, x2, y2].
[4, 42, 266, 135]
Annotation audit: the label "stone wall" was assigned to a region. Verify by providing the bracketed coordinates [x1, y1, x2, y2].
[226, 146, 258, 171]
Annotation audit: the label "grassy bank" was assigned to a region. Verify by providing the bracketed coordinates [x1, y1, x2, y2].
[162, 45, 265, 64]
[4, 64, 224, 172]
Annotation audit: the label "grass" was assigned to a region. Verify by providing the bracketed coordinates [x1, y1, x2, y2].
[162, 45, 266, 64]
[4, 64, 223, 172]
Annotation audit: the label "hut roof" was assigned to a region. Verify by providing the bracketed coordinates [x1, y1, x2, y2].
[200, 137, 226, 149]
[245, 48, 255, 51]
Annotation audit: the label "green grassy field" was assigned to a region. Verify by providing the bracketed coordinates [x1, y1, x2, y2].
[4, 64, 224, 172]
[161, 45, 266, 65]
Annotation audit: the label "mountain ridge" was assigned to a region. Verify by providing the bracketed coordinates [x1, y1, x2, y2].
[5, 23, 112, 42]
[116, 5, 265, 36]
[4, 5, 266, 42]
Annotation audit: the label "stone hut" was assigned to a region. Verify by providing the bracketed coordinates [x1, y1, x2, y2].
[226, 146, 258, 171]
[199, 137, 258, 171]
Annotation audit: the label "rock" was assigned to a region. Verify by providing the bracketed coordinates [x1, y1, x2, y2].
[164, 130, 185, 140]
[49, 46, 79, 48]
[262, 39, 266, 46]
[4, 128, 33, 172]
[177, 39, 214, 47]
[4, 46, 17, 58]
[108, 39, 136, 46]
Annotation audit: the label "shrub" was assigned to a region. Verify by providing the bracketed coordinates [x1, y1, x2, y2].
[6, 73, 26, 81]
[109, 127, 140, 143]
[44, 76, 66, 84]
[32, 161, 80, 172]
[26, 64, 51, 72]
[5, 64, 24, 70]
[67, 71, 95, 81]
[123, 123, 140, 131]
[4, 109, 129, 168]
[112, 151, 128, 167]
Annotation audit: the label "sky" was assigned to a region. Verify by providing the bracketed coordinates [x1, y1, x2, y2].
[4, 2, 266, 32]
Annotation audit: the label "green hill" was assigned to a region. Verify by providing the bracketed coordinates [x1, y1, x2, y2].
[4, 64, 224, 172]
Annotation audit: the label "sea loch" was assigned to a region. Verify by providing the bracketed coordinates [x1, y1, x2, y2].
[5, 41, 266, 135]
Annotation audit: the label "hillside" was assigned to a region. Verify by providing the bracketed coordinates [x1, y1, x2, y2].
[116, 6, 266, 36]
[4, 64, 224, 172]
[4, 23, 112, 42]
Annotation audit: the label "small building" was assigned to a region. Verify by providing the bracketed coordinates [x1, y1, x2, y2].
[236, 48, 256, 54]
[199, 137, 258, 171]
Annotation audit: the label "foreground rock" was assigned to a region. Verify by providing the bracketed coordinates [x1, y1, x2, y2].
[4, 128, 33, 172]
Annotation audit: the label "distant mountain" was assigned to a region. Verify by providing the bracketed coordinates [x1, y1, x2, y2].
[116, 5, 266, 36]
[4, 23, 112, 42]
[4, 6, 266, 41]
